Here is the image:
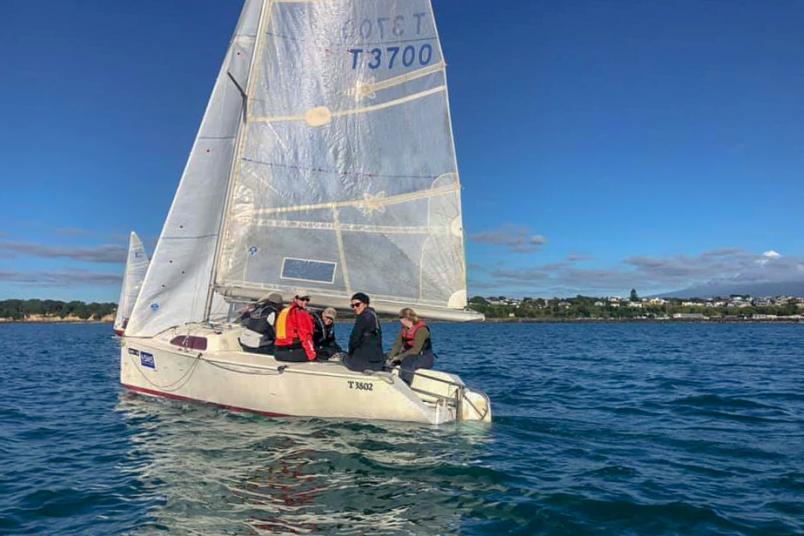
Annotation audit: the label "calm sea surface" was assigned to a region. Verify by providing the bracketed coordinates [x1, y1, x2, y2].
[0, 322, 802, 535]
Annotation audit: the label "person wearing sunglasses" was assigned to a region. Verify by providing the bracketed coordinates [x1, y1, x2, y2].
[274, 291, 317, 362]
[343, 292, 384, 372]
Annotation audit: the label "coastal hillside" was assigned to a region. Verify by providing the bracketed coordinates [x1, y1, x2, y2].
[0, 299, 116, 323]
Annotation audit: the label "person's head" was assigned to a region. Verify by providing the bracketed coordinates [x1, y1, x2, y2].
[322, 307, 336, 326]
[399, 307, 419, 329]
[350, 292, 370, 315]
[294, 291, 310, 309]
[259, 292, 283, 307]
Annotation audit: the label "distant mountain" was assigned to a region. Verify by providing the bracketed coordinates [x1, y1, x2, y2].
[657, 280, 804, 299]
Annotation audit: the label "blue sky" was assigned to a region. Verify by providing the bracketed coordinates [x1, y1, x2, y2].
[1, 0, 803, 301]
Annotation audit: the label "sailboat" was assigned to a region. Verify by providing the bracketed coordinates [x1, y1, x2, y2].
[114, 232, 149, 336]
[119, 0, 491, 424]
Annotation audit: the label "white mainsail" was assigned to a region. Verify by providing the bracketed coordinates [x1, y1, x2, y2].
[127, 0, 479, 337]
[215, 0, 475, 319]
[114, 232, 149, 333]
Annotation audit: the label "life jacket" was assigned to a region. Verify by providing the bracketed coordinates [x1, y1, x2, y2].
[275, 304, 312, 347]
[401, 321, 432, 353]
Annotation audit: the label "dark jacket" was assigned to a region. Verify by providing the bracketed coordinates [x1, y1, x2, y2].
[312, 311, 342, 359]
[239, 303, 279, 350]
[346, 307, 384, 370]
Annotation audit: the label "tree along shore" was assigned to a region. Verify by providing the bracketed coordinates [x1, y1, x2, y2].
[467, 296, 804, 321]
[0, 299, 116, 323]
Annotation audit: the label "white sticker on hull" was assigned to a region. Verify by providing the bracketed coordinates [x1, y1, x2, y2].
[140, 351, 156, 369]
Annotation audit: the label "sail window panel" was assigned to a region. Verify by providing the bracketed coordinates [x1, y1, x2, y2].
[251, 0, 445, 119]
[281, 258, 337, 284]
[218, 225, 347, 293]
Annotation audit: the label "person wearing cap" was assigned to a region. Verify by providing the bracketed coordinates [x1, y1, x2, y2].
[343, 292, 384, 372]
[274, 291, 317, 362]
[238, 292, 283, 354]
[387, 307, 435, 384]
[312, 307, 343, 360]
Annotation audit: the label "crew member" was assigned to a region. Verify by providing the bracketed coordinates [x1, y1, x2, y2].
[387, 307, 435, 384]
[343, 292, 384, 371]
[274, 291, 316, 362]
[312, 307, 343, 360]
[238, 292, 283, 354]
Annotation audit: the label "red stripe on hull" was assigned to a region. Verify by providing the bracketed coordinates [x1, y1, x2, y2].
[121, 383, 288, 417]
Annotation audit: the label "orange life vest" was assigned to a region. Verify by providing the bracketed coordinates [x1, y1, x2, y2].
[401, 321, 431, 352]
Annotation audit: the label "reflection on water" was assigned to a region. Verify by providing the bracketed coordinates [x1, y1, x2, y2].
[117, 394, 492, 534]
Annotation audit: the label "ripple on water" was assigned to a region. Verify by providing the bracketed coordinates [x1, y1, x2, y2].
[0, 322, 802, 535]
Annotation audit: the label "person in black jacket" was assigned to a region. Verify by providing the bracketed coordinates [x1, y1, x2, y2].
[343, 292, 384, 372]
[312, 307, 343, 360]
[238, 292, 283, 354]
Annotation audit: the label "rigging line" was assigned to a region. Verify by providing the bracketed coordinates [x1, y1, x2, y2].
[240, 182, 459, 215]
[240, 158, 443, 180]
[250, 85, 446, 124]
[128, 350, 202, 392]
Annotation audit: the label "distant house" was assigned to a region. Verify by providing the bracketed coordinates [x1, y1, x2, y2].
[627, 301, 643, 308]
[648, 298, 666, 305]
[672, 313, 707, 320]
[594, 301, 605, 307]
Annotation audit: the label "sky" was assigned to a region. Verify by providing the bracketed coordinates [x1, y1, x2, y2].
[1, 0, 804, 302]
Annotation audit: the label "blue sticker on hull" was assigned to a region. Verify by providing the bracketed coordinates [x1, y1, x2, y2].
[140, 352, 155, 369]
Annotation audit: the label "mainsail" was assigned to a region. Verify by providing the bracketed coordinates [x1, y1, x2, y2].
[114, 232, 149, 332]
[215, 0, 475, 319]
[127, 0, 478, 337]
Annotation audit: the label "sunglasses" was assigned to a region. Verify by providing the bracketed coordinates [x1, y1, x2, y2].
[350, 302, 362, 308]
[296, 297, 310, 302]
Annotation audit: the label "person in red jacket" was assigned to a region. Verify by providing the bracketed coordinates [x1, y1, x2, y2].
[274, 291, 316, 362]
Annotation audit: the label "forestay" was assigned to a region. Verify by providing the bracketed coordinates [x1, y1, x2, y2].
[125, 0, 264, 337]
[114, 232, 149, 332]
[215, 0, 475, 319]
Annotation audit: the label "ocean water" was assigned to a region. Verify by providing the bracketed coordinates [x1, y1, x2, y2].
[0, 322, 802, 535]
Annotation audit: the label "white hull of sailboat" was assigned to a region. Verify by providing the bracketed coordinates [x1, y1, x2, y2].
[119, 326, 491, 425]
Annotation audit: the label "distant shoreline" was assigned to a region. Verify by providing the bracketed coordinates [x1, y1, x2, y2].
[0, 317, 114, 325]
[481, 317, 804, 324]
